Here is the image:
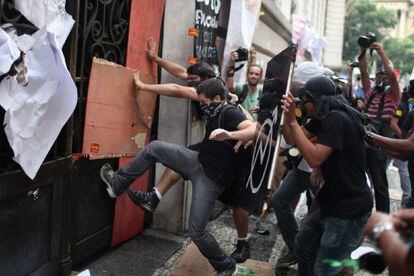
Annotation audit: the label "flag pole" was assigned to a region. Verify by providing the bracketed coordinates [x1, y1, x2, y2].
[265, 44, 297, 192]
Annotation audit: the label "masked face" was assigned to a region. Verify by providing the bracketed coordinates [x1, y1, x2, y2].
[300, 95, 317, 118]
[200, 101, 226, 118]
[187, 74, 202, 88]
[198, 93, 225, 118]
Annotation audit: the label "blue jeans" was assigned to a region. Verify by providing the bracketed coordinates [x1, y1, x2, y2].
[294, 209, 370, 276]
[393, 159, 411, 207]
[366, 146, 390, 213]
[112, 141, 235, 272]
[272, 168, 311, 253]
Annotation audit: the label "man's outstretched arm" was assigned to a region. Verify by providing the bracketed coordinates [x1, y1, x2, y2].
[209, 121, 256, 143]
[371, 42, 401, 102]
[134, 72, 198, 101]
[225, 51, 238, 93]
[358, 47, 371, 96]
[147, 37, 188, 81]
[370, 131, 414, 156]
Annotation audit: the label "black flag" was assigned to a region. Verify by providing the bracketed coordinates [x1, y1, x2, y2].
[241, 46, 294, 214]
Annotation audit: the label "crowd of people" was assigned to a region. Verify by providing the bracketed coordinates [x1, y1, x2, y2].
[99, 38, 414, 275]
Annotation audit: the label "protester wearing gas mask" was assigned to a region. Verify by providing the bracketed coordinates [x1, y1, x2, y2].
[101, 78, 254, 275]
[226, 49, 263, 121]
[358, 41, 401, 213]
[122, 38, 255, 264]
[281, 76, 373, 276]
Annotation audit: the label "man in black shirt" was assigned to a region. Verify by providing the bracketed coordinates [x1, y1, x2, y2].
[281, 76, 373, 275]
[100, 78, 253, 275]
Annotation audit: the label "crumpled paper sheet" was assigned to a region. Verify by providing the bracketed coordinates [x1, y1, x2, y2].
[0, 27, 77, 179]
[14, 0, 74, 48]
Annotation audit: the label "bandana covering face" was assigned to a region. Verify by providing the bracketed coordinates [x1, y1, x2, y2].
[200, 101, 225, 119]
[187, 80, 202, 88]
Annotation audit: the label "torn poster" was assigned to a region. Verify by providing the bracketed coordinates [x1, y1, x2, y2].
[0, 28, 77, 179]
[14, 0, 75, 48]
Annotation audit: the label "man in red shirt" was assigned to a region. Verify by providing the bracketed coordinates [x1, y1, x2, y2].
[358, 42, 401, 213]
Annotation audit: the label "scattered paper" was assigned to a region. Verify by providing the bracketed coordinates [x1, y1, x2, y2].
[14, 0, 74, 48]
[0, 27, 77, 179]
[14, 0, 66, 29]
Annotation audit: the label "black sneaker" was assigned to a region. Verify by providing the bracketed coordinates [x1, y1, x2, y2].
[276, 245, 297, 268]
[231, 241, 250, 263]
[127, 188, 160, 214]
[100, 163, 117, 198]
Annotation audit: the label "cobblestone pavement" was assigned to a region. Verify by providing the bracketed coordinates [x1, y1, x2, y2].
[153, 167, 404, 276]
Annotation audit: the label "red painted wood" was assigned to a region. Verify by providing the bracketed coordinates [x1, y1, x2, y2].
[111, 157, 148, 246]
[112, 0, 165, 246]
[82, 59, 154, 159]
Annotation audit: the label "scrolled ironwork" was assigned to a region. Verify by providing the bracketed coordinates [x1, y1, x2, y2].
[80, 0, 130, 75]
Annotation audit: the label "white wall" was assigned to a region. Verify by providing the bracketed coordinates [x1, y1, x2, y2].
[323, 0, 346, 70]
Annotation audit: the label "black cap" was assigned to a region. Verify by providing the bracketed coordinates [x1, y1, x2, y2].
[302, 76, 336, 102]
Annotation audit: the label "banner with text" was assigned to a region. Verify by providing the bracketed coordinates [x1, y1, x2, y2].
[194, 0, 221, 74]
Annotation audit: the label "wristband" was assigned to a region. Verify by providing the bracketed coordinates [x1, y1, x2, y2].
[364, 130, 374, 144]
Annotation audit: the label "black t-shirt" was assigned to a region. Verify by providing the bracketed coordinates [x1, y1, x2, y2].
[198, 105, 246, 186]
[310, 111, 373, 219]
[403, 110, 414, 137]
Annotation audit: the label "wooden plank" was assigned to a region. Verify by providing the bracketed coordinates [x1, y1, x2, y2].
[111, 0, 165, 246]
[82, 58, 154, 159]
[111, 157, 148, 246]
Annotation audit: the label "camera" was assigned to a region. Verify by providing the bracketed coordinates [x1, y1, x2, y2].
[358, 33, 377, 48]
[235, 47, 249, 62]
[350, 61, 359, 68]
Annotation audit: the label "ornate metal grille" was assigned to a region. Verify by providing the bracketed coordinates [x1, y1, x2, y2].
[72, 0, 131, 152]
[0, 0, 131, 173]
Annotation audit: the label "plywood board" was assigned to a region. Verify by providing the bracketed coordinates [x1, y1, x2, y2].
[82, 58, 154, 159]
[110, 0, 165, 246]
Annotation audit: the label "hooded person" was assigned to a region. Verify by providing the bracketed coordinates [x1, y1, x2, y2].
[280, 76, 373, 275]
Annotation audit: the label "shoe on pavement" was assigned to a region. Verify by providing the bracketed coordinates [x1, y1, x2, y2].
[127, 188, 160, 214]
[276, 245, 297, 268]
[100, 163, 117, 198]
[231, 241, 251, 263]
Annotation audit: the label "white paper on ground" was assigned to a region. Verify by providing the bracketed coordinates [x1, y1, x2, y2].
[0, 28, 77, 179]
[77, 269, 91, 276]
[14, 0, 74, 48]
[221, 0, 261, 84]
